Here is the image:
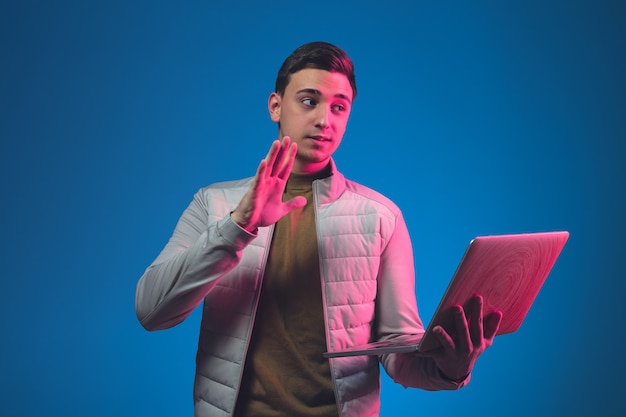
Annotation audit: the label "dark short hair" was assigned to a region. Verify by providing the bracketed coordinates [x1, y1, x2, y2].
[275, 41, 357, 100]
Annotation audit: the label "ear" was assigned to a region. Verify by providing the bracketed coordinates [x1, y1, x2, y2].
[268, 92, 281, 123]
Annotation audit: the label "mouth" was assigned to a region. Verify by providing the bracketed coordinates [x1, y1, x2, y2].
[307, 135, 331, 142]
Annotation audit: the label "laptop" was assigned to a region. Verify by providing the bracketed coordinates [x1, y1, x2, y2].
[323, 231, 569, 358]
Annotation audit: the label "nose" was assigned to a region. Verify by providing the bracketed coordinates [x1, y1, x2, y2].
[315, 106, 329, 129]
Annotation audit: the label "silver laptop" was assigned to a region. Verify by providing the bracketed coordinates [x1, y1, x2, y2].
[323, 231, 569, 358]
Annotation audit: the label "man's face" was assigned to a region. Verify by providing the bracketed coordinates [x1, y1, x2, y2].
[268, 68, 353, 174]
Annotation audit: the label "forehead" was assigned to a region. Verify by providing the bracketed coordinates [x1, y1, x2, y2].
[286, 68, 353, 102]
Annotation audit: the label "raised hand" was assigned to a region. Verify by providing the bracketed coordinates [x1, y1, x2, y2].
[230, 136, 307, 232]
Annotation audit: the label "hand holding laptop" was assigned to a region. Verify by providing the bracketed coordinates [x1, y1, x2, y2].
[323, 231, 569, 361]
[420, 294, 503, 381]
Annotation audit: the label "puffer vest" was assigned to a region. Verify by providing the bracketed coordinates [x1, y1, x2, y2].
[136, 161, 462, 417]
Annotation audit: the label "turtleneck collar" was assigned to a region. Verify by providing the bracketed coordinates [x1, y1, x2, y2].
[286, 163, 332, 191]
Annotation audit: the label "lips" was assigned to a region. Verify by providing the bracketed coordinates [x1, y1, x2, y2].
[308, 135, 331, 142]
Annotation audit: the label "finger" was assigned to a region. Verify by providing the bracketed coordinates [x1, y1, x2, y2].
[282, 196, 307, 213]
[270, 136, 291, 175]
[252, 158, 267, 186]
[432, 325, 455, 352]
[274, 136, 293, 176]
[483, 310, 503, 341]
[264, 140, 282, 178]
[453, 304, 471, 352]
[277, 141, 298, 180]
[467, 295, 484, 347]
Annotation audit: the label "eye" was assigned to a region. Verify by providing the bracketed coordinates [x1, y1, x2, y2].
[302, 98, 317, 107]
[332, 103, 346, 112]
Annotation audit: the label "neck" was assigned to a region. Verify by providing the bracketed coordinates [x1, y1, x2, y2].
[292, 159, 331, 176]
[290, 161, 332, 181]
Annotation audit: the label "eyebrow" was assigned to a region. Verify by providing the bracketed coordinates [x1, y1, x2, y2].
[295, 88, 352, 103]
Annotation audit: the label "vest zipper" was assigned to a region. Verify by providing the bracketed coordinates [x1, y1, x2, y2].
[230, 223, 275, 416]
[313, 180, 344, 417]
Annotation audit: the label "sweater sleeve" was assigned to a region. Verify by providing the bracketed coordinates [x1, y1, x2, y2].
[376, 212, 470, 390]
[135, 189, 256, 331]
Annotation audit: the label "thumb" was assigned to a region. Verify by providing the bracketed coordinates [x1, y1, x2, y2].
[283, 196, 307, 213]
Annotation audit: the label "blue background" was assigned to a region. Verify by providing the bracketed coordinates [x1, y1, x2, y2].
[1, 1, 624, 416]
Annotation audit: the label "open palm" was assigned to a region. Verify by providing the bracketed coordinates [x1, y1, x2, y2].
[231, 137, 307, 232]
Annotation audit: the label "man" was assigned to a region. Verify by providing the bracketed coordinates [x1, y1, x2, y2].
[135, 41, 502, 417]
